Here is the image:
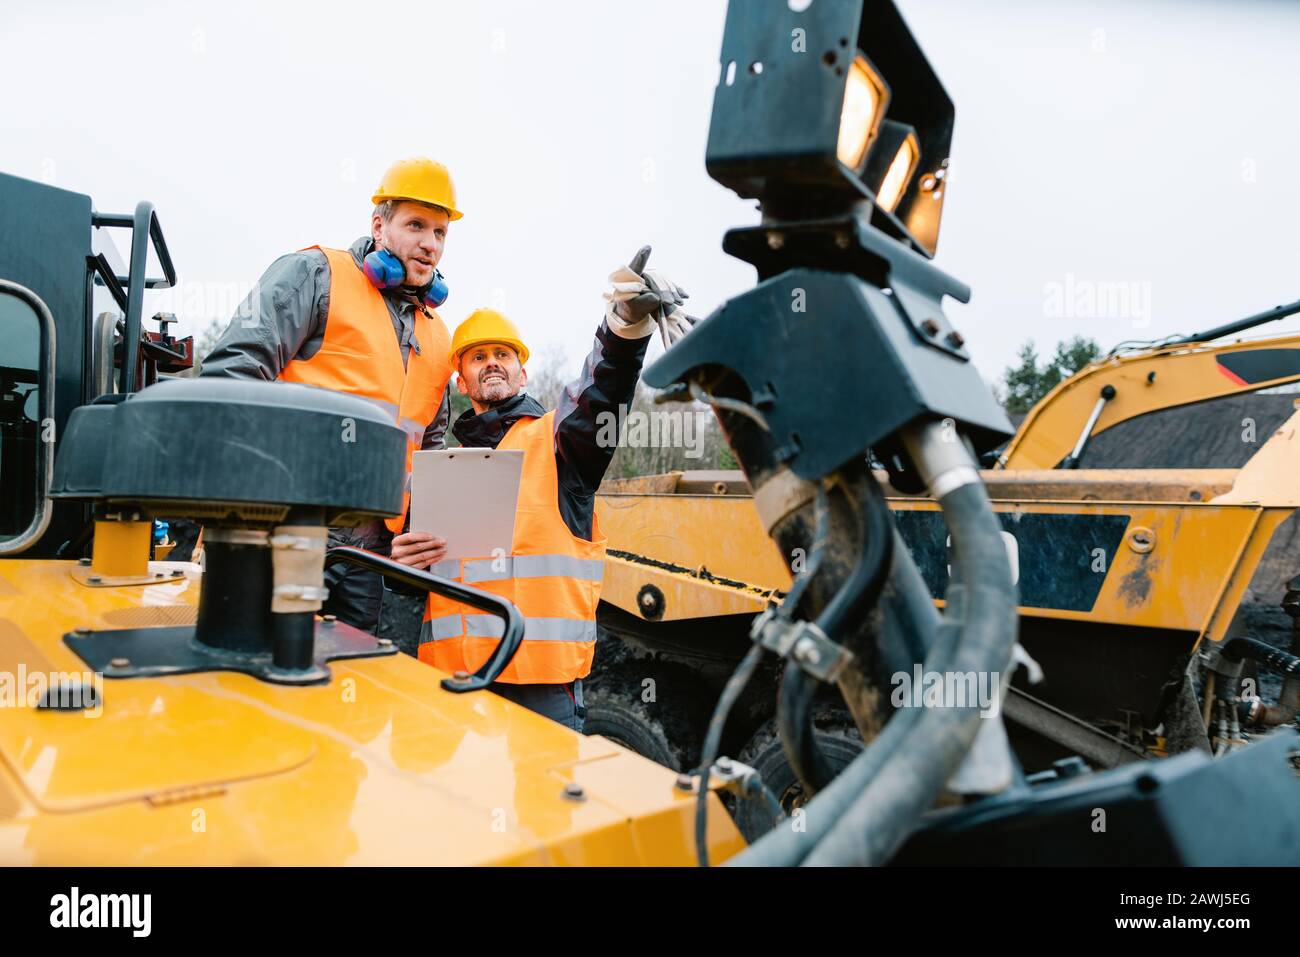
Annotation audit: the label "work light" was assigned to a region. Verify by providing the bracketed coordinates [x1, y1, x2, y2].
[837, 55, 889, 171]
[858, 118, 923, 215]
[706, 0, 954, 257]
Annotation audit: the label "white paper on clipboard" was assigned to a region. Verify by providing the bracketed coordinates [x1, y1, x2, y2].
[410, 448, 525, 561]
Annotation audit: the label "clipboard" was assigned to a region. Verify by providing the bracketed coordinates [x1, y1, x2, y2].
[410, 448, 525, 561]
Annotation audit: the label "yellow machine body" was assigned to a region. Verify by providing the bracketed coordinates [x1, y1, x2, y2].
[89, 520, 150, 578]
[598, 467, 1295, 646]
[1000, 335, 1300, 470]
[595, 408, 1300, 751]
[0, 561, 744, 866]
[598, 383, 1300, 649]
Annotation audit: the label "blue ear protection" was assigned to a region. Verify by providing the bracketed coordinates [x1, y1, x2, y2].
[423, 269, 449, 309]
[362, 247, 404, 287]
[363, 247, 449, 308]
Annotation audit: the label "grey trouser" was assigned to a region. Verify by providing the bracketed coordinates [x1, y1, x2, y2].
[378, 588, 425, 656]
[490, 679, 586, 733]
[322, 521, 393, 635]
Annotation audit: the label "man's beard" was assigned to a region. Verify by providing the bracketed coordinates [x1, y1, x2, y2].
[401, 256, 434, 287]
[472, 370, 520, 407]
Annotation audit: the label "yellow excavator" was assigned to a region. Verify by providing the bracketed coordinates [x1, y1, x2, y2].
[999, 308, 1300, 471]
[594, 313, 1300, 811]
[4, 0, 1299, 867]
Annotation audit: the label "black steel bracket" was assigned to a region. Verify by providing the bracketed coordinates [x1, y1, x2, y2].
[643, 266, 1011, 479]
[64, 616, 393, 687]
[749, 606, 853, 683]
[61, 546, 526, 692]
[722, 213, 971, 359]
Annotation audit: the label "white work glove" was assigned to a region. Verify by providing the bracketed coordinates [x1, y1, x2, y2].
[603, 245, 699, 350]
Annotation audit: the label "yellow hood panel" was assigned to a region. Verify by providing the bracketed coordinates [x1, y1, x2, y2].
[0, 560, 745, 865]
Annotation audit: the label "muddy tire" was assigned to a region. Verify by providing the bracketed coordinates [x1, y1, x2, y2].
[582, 666, 707, 772]
[731, 712, 863, 843]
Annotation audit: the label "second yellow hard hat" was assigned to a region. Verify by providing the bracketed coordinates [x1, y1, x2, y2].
[450, 309, 530, 366]
[372, 157, 463, 221]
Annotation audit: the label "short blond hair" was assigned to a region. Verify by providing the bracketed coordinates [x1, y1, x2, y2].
[373, 199, 450, 222]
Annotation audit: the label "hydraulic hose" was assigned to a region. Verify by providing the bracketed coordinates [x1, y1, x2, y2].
[776, 468, 895, 800]
[728, 537, 954, 867]
[777, 664, 839, 798]
[774, 482, 836, 797]
[702, 382, 900, 802]
[1221, 636, 1300, 677]
[812, 464, 895, 639]
[1223, 634, 1300, 728]
[729, 452, 1002, 868]
[801, 503, 1014, 863]
[695, 642, 765, 867]
[728, 615, 956, 866]
[781, 484, 831, 620]
[799, 422, 1017, 866]
[1246, 635, 1300, 728]
[875, 527, 945, 675]
[699, 382, 1009, 865]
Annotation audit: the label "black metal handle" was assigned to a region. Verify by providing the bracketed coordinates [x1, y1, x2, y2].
[93, 203, 178, 394]
[86, 252, 128, 312]
[324, 546, 526, 693]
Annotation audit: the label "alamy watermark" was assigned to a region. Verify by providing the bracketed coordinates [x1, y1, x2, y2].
[0, 666, 103, 717]
[595, 404, 709, 459]
[890, 665, 1001, 718]
[141, 276, 262, 330]
[1043, 273, 1152, 329]
[50, 887, 150, 937]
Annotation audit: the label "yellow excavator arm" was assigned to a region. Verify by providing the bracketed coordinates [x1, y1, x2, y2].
[1000, 333, 1300, 470]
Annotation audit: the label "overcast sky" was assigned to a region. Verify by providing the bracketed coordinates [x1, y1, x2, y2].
[5, 0, 1298, 385]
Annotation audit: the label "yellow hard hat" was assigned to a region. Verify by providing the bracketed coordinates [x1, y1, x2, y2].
[372, 157, 463, 221]
[450, 309, 530, 366]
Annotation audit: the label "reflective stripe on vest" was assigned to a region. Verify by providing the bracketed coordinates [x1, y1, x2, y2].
[420, 615, 597, 643]
[461, 554, 605, 584]
[429, 556, 603, 583]
[419, 411, 606, 685]
[278, 246, 452, 533]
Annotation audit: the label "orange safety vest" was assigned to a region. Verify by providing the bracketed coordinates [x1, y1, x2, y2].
[280, 247, 452, 533]
[419, 410, 605, 684]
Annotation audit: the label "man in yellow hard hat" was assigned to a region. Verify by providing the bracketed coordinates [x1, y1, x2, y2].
[202, 157, 462, 633]
[390, 248, 697, 729]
